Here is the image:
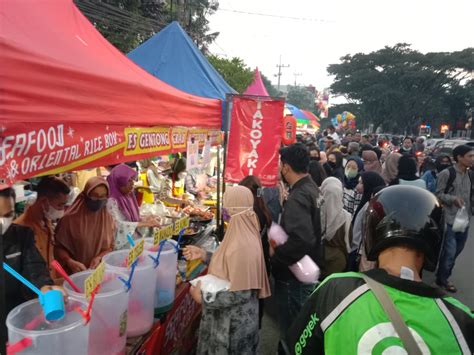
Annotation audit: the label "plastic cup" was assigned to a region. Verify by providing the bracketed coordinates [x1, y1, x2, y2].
[40, 290, 65, 321]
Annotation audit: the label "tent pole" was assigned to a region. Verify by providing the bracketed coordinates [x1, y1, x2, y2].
[0, 223, 7, 355]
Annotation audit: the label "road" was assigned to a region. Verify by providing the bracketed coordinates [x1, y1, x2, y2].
[425, 219, 474, 309]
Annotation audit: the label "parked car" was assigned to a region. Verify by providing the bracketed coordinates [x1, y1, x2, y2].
[424, 138, 444, 154]
[430, 139, 474, 159]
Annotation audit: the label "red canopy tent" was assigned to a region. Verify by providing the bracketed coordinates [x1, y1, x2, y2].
[0, 0, 222, 184]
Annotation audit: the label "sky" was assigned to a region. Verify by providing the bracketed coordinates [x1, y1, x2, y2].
[208, 0, 474, 98]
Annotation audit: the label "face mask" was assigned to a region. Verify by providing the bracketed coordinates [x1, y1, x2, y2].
[328, 161, 337, 169]
[222, 208, 231, 222]
[86, 198, 107, 212]
[438, 164, 451, 172]
[44, 204, 65, 221]
[178, 172, 187, 180]
[310, 157, 320, 161]
[0, 217, 13, 234]
[345, 168, 358, 179]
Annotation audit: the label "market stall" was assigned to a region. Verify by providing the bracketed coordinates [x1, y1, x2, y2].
[0, 1, 224, 354]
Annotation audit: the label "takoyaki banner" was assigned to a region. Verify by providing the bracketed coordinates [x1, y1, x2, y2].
[0, 123, 221, 185]
[225, 96, 284, 187]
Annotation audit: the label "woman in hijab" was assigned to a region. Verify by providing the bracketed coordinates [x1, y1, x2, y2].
[342, 157, 364, 217]
[421, 155, 452, 193]
[189, 186, 270, 355]
[352, 172, 386, 271]
[309, 160, 327, 187]
[381, 152, 401, 184]
[320, 178, 352, 277]
[107, 164, 159, 249]
[362, 150, 382, 174]
[55, 177, 115, 273]
[391, 155, 426, 189]
[324, 151, 344, 182]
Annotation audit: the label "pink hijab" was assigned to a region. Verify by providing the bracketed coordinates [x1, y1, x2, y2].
[362, 150, 382, 174]
[107, 164, 140, 222]
[208, 186, 271, 298]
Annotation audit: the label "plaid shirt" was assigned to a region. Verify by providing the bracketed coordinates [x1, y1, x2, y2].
[343, 188, 362, 217]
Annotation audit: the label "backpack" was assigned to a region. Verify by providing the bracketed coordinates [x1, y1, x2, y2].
[444, 166, 474, 214]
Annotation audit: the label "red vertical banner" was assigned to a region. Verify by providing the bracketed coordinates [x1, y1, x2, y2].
[225, 96, 284, 187]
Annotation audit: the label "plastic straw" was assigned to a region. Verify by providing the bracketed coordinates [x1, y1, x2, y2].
[3, 263, 42, 297]
[51, 260, 81, 293]
[127, 234, 135, 247]
[6, 337, 32, 355]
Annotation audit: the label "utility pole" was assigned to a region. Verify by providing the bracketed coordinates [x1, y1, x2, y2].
[293, 72, 302, 86]
[275, 55, 290, 91]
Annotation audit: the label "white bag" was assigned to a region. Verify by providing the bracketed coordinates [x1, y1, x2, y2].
[189, 274, 231, 302]
[452, 206, 469, 233]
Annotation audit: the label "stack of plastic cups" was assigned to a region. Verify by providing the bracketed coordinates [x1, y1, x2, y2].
[102, 250, 157, 337]
[63, 270, 129, 355]
[6, 297, 89, 354]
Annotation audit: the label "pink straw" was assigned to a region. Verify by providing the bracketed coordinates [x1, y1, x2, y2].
[51, 260, 82, 293]
[7, 337, 32, 355]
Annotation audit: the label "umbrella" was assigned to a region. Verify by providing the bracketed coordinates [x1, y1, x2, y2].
[301, 110, 320, 127]
[285, 103, 308, 120]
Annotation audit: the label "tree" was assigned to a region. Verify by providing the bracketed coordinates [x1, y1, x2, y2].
[260, 73, 280, 97]
[328, 44, 474, 134]
[286, 86, 316, 111]
[207, 56, 254, 93]
[75, 0, 219, 54]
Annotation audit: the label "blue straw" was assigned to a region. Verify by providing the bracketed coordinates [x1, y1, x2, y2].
[127, 234, 135, 247]
[118, 260, 138, 292]
[3, 262, 42, 297]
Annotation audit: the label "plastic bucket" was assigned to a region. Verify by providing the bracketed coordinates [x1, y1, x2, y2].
[144, 238, 178, 315]
[64, 270, 129, 355]
[6, 297, 89, 354]
[102, 250, 156, 337]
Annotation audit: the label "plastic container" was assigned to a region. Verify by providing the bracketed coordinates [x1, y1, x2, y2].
[103, 250, 156, 337]
[144, 238, 179, 315]
[6, 297, 89, 355]
[63, 270, 129, 355]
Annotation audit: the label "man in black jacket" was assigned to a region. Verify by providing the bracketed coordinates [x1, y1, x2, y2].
[270, 143, 322, 335]
[0, 187, 64, 314]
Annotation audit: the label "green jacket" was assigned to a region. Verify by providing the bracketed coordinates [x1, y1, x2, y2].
[281, 269, 473, 355]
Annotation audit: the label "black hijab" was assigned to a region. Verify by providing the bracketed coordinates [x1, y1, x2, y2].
[396, 155, 418, 181]
[353, 171, 386, 221]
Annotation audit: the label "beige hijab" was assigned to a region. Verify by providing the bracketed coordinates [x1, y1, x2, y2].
[208, 186, 271, 298]
[382, 152, 401, 184]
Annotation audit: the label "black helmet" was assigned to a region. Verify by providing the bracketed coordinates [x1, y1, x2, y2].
[364, 185, 443, 271]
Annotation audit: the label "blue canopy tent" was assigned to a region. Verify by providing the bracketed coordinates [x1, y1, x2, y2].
[128, 21, 236, 129]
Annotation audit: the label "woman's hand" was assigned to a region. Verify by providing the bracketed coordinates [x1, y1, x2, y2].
[183, 246, 206, 261]
[67, 259, 87, 273]
[89, 256, 102, 269]
[138, 217, 161, 228]
[190, 281, 202, 304]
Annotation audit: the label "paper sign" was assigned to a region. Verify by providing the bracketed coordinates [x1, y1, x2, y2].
[153, 224, 174, 246]
[127, 239, 145, 268]
[186, 140, 200, 171]
[201, 139, 211, 169]
[174, 216, 190, 235]
[84, 261, 105, 298]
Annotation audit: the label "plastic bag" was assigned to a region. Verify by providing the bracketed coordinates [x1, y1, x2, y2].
[268, 222, 320, 284]
[189, 274, 231, 302]
[452, 206, 469, 233]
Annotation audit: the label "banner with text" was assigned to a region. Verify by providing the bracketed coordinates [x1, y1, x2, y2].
[225, 96, 284, 187]
[0, 122, 221, 185]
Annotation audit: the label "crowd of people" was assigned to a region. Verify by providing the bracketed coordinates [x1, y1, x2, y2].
[1, 127, 473, 354]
